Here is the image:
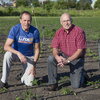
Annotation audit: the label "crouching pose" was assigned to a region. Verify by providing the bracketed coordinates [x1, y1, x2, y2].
[46, 13, 87, 91]
[0, 11, 40, 88]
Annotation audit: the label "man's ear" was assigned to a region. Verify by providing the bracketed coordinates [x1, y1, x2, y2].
[71, 18, 73, 23]
[20, 19, 21, 23]
[60, 21, 63, 26]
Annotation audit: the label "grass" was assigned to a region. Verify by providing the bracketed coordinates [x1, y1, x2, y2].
[87, 80, 100, 89]
[0, 16, 100, 40]
[86, 48, 99, 60]
[0, 87, 8, 93]
[60, 88, 77, 95]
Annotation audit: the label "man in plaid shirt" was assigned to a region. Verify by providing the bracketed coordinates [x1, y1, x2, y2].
[46, 13, 87, 91]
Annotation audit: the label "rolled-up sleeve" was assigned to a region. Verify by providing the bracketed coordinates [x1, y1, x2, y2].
[76, 30, 86, 49]
[8, 26, 15, 39]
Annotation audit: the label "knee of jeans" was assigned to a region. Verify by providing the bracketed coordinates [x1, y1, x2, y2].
[47, 56, 55, 63]
[72, 83, 80, 88]
[71, 81, 80, 88]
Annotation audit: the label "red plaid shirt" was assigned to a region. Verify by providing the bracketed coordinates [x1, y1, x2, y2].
[51, 24, 86, 56]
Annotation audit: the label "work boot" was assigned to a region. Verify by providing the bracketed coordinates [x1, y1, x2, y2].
[0, 81, 9, 88]
[45, 83, 58, 91]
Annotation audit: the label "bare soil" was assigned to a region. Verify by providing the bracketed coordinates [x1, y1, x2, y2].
[0, 36, 100, 100]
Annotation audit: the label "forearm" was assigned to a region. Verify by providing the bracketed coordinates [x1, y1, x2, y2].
[4, 38, 21, 56]
[34, 53, 39, 62]
[52, 48, 59, 59]
[4, 45, 20, 55]
[34, 48, 40, 62]
[67, 49, 83, 62]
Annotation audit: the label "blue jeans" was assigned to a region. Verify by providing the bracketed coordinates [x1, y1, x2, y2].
[47, 54, 85, 88]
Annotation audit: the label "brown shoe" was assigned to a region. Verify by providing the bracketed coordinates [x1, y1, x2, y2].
[46, 83, 58, 91]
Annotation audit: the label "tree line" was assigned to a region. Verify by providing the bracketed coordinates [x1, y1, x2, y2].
[0, 0, 100, 16]
[15, 0, 100, 10]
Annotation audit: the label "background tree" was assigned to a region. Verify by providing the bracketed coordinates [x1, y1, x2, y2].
[94, 0, 100, 9]
[43, 0, 53, 12]
[0, 0, 5, 6]
[16, 0, 29, 7]
[67, 0, 77, 9]
[78, 0, 92, 10]
[54, 0, 77, 9]
[56, 0, 69, 9]
[31, 0, 40, 7]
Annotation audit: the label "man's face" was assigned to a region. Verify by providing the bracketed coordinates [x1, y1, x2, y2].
[60, 14, 72, 30]
[20, 14, 31, 32]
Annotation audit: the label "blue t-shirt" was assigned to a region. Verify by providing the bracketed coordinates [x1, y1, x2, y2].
[8, 24, 40, 56]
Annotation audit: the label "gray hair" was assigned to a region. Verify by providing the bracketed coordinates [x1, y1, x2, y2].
[60, 13, 72, 22]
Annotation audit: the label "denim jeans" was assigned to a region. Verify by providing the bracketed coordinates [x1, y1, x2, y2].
[47, 54, 85, 88]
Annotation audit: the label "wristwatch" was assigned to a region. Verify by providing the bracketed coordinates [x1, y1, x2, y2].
[67, 59, 70, 63]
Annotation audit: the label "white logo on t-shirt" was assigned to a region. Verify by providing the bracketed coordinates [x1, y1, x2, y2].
[18, 36, 33, 44]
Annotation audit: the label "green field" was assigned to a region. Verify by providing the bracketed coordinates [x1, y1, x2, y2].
[0, 16, 100, 40]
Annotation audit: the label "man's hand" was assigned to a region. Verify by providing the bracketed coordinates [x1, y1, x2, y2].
[55, 56, 71, 67]
[28, 66, 36, 76]
[55, 56, 65, 67]
[17, 52, 27, 64]
[63, 59, 70, 65]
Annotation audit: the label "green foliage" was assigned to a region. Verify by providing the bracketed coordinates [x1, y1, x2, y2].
[94, 0, 100, 9]
[32, 0, 40, 7]
[87, 80, 100, 88]
[86, 48, 96, 56]
[0, 16, 100, 41]
[78, 0, 92, 10]
[0, 6, 100, 16]
[43, 0, 53, 13]
[86, 48, 99, 60]
[15, 90, 41, 100]
[58, 76, 69, 83]
[16, 0, 29, 7]
[15, 97, 21, 100]
[0, 87, 8, 92]
[7, 7, 13, 15]
[60, 88, 77, 95]
[67, 0, 77, 9]
[56, 0, 69, 9]
[32, 79, 39, 86]
[22, 90, 41, 100]
[22, 90, 34, 100]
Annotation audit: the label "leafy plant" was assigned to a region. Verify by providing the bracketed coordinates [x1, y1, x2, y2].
[60, 88, 77, 95]
[15, 96, 21, 100]
[0, 87, 8, 92]
[22, 90, 41, 100]
[32, 79, 39, 86]
[23, 90, 34, 100]
[87, 80, 100, 89]
[86, 48, 99, 60]
[58, 76, 69, 83]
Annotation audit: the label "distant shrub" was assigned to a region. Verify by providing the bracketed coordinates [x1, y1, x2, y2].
[10, 11, 20, 16]
[0, 6, 100, 17]
[0, 11, 4, 16]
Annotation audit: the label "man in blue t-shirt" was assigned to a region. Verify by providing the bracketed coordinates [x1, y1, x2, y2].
[0, 11, 40, 88]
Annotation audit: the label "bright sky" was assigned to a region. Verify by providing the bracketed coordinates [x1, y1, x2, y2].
[0, 0, 10, 4]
